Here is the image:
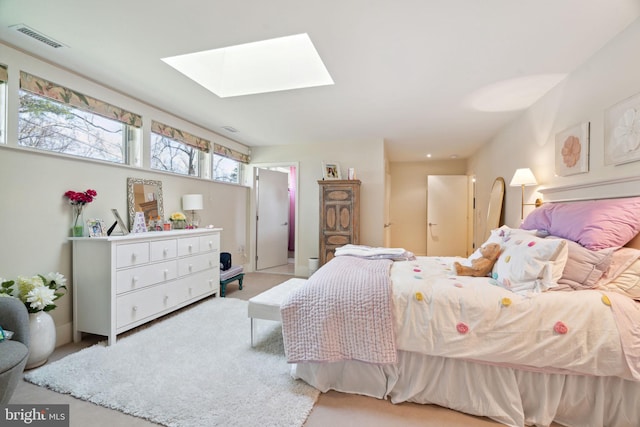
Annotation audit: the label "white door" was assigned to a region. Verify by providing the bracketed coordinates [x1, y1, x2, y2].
[256, 168, 289, 270]
[427, 175, 468, 256]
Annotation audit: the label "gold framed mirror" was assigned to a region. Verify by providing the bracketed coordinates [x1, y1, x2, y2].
[127, 178, 164, 229]
[485, 177, 505, 239]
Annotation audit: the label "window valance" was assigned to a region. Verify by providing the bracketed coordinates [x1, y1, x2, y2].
[19, 71, 142, 127]
[0, 65, 7, 83]
[151, 120, 211, 153]
[213, 143, 250, 164]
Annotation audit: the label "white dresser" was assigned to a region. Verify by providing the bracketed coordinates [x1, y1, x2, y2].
[71, 228, 222, 345]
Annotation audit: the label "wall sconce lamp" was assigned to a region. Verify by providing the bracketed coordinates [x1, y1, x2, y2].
[182, 194, 203, 228]
[509, 168, 543, 219]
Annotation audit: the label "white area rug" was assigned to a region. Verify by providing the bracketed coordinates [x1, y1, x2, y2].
[24, 298, 319, 427]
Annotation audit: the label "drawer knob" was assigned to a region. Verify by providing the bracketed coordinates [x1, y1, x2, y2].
[163, 248, 168, 256]
[164, 269, 169, 277]
[189, 264, 193, 271]
[164, 295, 169, 302]
[188, 244, 193, 251]
[132, 305, 138, 312]
[131, 253, 137, 261]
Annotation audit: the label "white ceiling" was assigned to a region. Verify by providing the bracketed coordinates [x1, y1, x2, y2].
[0, 1, 638, 162]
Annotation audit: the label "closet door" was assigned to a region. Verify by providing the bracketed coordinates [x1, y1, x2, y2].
[426, 175, 468, 257]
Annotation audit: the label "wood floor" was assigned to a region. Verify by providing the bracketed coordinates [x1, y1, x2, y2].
[10, 272, 541, 427]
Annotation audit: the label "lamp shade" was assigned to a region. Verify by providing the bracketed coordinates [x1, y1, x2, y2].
[182, 194, 203, 211]
[509, 168, 538, 187]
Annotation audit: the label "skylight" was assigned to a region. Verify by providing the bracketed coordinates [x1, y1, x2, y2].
[162, 33, 334, 98]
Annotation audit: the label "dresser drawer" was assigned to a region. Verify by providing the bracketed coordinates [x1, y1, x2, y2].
[150, 239, 177, 262]
[173, 270, 219, 302]
[199, 234, 220, 253]
[115, 260, 177, 294]
[177, 252, 217, 277]
[177, 236, 200, 256]
[116, 283, 171, 329]
[116, 242, 150, 268]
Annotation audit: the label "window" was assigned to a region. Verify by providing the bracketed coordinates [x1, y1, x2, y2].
[213, 154, 241, 183]
[18, 72, 141, 164]
[150, 121, 209, 176]
[212, 143, 249, 184]
[0, 65, 7, 144]
[151, 132, 200, 176]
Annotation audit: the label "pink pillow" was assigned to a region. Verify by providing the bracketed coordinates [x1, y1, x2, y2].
[554, 238, 614, 289]
[521, 197, 640, 250]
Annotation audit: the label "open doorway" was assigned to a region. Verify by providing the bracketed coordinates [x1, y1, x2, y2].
[255, 165, 297, 275]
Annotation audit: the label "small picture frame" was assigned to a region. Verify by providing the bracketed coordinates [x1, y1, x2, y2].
[109, 208, 129, 235]
[322, 161, 342, 180]
[87, 219, 106, 237]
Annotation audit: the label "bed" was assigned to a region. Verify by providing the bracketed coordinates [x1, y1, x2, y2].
[281, 193, 640, 427]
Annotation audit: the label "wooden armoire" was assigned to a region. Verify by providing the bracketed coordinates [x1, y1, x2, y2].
[318, 179, 361, 266]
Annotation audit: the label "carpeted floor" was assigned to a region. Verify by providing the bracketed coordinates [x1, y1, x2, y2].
[23, 296, 318, 427]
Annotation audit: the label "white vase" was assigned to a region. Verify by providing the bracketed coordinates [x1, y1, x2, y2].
[26, 311, 56, 369]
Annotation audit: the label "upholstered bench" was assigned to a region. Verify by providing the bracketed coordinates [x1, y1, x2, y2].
[220, 265, 244, 297]
[247, 278, 306, 347]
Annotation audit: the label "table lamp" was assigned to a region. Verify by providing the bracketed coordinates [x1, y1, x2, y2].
[182, 194, 203, 228]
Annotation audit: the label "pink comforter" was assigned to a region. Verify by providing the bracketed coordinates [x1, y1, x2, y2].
[281, 256, 397, 364]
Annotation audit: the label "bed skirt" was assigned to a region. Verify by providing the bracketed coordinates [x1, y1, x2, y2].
[292, 350, 639, 427]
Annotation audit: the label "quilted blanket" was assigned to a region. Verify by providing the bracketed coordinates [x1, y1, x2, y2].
[281, 256, 397, 364]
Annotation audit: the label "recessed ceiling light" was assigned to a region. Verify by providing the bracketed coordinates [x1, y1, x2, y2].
[450, 154, 458, 159]
[426, 154, 432, 158]
[162, 33, 334, 98]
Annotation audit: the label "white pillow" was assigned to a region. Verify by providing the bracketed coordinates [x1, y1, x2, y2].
[491, 227, 568, 295]
[466, 226, 536, 265]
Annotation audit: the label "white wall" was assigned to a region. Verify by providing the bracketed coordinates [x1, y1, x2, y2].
[0, 43, 250, 346]
[251, 140, 386, 275]
[468, 18, 640, 242]
[388, 159, 467, 255]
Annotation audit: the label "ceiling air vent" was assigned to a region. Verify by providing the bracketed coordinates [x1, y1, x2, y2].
[10, 24, 65, 48]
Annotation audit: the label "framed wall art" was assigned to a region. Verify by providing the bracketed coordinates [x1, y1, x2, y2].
[555, 122, 590, 176]
[321, 161, 342, 180]
[605, 92, 640, 165]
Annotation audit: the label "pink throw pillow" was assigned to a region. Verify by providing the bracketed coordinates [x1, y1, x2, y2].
[521, 197, 640, 250]
[553, 238, 614, 289]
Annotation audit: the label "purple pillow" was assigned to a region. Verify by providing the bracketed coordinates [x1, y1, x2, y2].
[521, 197, 640, 250]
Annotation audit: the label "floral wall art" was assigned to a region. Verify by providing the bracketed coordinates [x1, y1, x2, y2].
[555, 122, 589, 176]
[605, 92, 640, 165]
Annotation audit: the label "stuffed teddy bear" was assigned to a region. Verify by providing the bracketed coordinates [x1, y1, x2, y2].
[453, 243, 501, 277]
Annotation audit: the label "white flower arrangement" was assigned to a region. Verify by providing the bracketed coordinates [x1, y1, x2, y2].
[0, 272, 67, 313]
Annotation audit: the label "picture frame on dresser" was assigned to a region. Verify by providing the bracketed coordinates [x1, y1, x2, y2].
[108, 208, 129, 236]
[87, 219, 106, 237]
[321, 161, 342, 180]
